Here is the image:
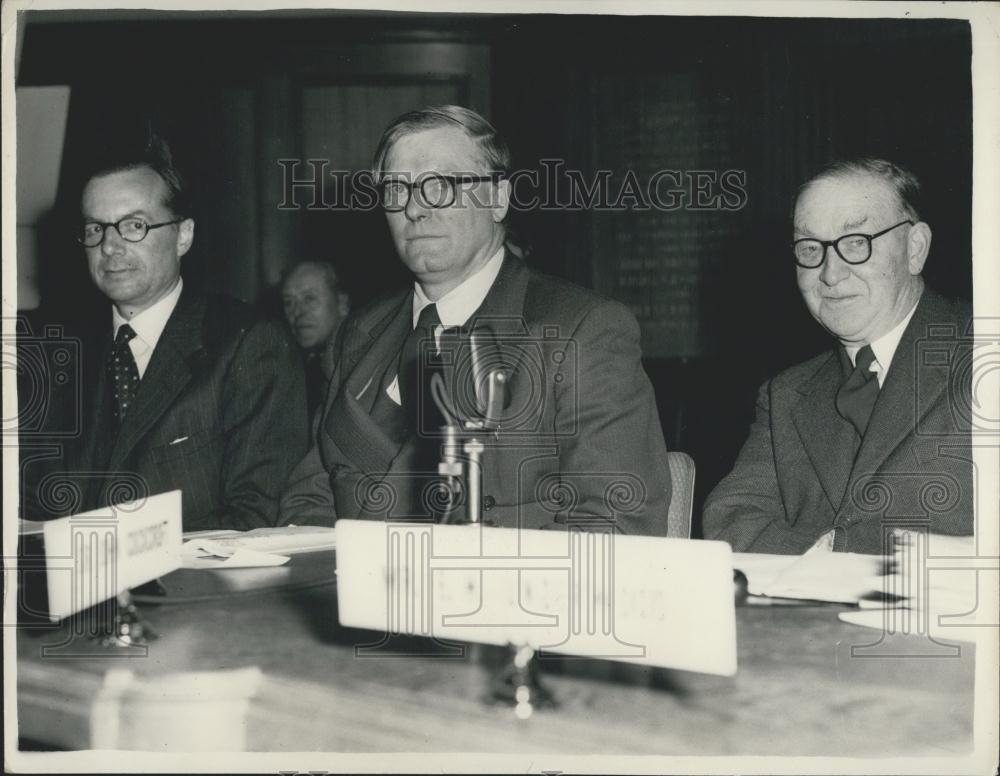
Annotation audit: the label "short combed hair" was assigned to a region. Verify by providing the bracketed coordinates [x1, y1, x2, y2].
[84, 131, 193, 219]
[371, 105, 512, 180]
[282, 261, 341, 297]
[795, 157, 923, 221]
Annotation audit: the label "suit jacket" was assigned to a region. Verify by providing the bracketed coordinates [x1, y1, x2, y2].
[702, 287, 974, 554]
[64, 289, 308, 531]
[280, 254, 673, 535]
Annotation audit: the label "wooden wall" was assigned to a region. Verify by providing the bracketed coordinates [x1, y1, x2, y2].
[17, 12, 973, 531]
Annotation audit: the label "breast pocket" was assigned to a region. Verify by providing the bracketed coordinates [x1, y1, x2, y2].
[150, 429, 220, 464]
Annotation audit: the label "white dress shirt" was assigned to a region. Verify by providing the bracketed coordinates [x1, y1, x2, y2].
[387, 247, 505, 405]
[844, 295, 920, 388]
[111, 278, 183, 379]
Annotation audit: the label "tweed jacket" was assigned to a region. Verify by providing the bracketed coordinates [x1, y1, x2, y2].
[280, 254, 674, 535]
[64, 289, 308, 530]
[702, 288, 974, 554]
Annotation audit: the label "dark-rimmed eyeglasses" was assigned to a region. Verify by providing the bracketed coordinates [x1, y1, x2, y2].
[379, 173, 501, 212]
[792, 220, 913, 269]
[78, 217, 184, 248]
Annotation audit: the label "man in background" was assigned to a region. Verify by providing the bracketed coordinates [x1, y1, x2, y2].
[703, 158, 973, 554]
[58, 136, 307, 530]
[281, 105, 673, 533]
[282, 261, 350, 419]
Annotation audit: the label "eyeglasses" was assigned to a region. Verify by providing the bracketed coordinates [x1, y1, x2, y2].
[792, 220, 913, 269]
[379, 174, 500, 212]
[78, 217, 184, 248]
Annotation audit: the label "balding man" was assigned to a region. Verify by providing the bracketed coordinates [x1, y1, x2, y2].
[282, 261, 350, 418]
[703, 158, 973, 554]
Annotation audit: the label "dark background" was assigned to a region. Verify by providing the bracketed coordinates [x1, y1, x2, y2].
[16, 10, 973, 535]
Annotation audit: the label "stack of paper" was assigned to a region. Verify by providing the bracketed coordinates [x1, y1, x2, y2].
[181, 525, 336, 569]
[838, 532, 985, 643]
[734, 546, 883, 604]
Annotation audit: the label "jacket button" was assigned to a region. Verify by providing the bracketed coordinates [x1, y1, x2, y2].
[483, 495, 496, 510]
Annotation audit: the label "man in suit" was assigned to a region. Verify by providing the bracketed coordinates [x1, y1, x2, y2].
[281, 105, 672, 534]
[703, 158, 973, 554]
[60, 141, 307, 530]
[282, 261, 350, 419]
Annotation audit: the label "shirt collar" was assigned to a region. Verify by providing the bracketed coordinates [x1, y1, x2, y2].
[112, 277, 184, 352]
[845, 290, 921, 377]
[411, 247, 505, 329]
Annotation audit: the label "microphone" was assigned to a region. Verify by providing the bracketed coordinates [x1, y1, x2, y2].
[469, 325, 512, 430]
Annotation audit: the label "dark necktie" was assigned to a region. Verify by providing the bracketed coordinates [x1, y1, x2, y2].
[109, 324, 140, 425]
[399, 303, 443, 432]
[303, 350, 326, 420]
[836, 344, 879, 437]
[372, 303, 442, 441]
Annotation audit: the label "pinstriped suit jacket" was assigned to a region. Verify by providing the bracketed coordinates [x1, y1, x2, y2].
[702, 288, 974, 554]
[66, 289, 308, 531]
[280, 253, 674, 535]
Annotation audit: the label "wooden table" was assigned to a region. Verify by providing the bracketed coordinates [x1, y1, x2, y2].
[16, 550, 974, 754]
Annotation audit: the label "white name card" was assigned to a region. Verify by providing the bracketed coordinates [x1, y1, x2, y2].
[335, 520, 737, 676]
[43, 490, 183, 621]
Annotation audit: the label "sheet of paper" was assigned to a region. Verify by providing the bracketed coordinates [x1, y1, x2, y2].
[182, 525, 336, 555]
[734, 545, 884, 604]
[846, 531, 988, 642]
[732, 552, 800, 595]
[760, 550, 883, 603]
[182, 543, 290, 570]
[838, 608, 977, 643]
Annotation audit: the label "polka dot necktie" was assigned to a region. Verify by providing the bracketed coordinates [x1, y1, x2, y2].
[109, 324, 140, 425]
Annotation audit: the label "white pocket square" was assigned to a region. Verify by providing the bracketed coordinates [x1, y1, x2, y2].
[169, 436, 189, 445]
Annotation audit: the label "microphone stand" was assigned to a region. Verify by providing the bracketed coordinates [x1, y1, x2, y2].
[429, 370, 557, 715]
[430, 370, 507, 525]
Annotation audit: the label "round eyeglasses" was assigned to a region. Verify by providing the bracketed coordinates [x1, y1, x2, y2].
[379, 173, 500, 212]
[792, 220, 913, 269]
[78, 217, 184, 248]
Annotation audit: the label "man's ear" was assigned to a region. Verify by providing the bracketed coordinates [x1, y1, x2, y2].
[176, 218, 195, 258]
[492, 179, 510, 224]
[336, 292, 351, 318]
[907, 221, 931, 275]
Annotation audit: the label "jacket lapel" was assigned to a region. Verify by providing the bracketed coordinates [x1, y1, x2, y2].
[462, 253, 532, 411]
[326, 292, 413, 475]
[466, 252, 530, 328]
[107, 291, 205, 470]
[327, 254, 532, 476]
[852, 290, 948, 480]
[76, 326, 116, 509]
[791, 350, 858, 513]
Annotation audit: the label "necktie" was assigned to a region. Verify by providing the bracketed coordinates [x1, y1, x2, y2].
[109, 324, 140, 425]
[399, 303, 443, 433]
[372, 303, 442, 440]
[836, 344, 879, 437]
[303, 350, 326, 420]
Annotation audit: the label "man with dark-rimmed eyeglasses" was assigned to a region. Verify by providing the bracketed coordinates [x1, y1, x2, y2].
[703, 158, 973, 554]
[280, 105, 673, 535]
[48, 135, 307, 530]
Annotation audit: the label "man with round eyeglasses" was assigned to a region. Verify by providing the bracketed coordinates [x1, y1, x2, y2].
[56, 136, 307, 531]
[703, 158, 973, 554]
[281, 105, 673, 535]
